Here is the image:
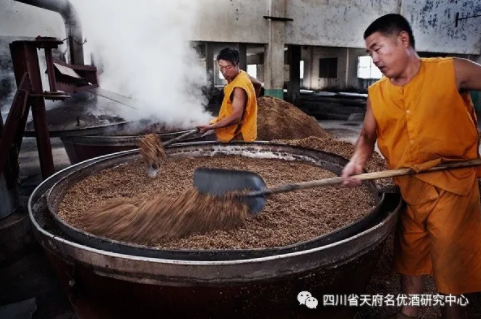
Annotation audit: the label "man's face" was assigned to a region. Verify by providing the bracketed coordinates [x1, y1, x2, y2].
[365, 31, 409, 79]
[218, 59, 239, 81]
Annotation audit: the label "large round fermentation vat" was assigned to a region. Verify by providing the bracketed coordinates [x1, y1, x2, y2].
[29, 142, 401, 319]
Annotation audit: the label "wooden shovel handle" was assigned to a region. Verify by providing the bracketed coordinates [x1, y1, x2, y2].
[163, 129, 198, 147]
[247, 158, 481, 197]
[162, 122, 237, 147]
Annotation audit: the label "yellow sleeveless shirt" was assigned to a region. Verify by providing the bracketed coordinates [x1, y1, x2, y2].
[212, 70, 258, 142]
[369, 58, 480, 204]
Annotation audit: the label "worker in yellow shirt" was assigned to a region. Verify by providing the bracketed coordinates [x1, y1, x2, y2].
[197, 47, 261, 142]
[342, 14, 481, 319]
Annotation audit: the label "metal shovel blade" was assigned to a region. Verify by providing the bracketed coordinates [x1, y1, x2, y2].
[193, 167, 267, 215]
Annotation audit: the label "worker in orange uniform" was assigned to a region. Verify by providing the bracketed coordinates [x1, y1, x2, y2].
[197, 47, 261, 142]
[342, 14, 481, 319]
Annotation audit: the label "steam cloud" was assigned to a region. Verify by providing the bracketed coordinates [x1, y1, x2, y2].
[71, 0, 211, 128]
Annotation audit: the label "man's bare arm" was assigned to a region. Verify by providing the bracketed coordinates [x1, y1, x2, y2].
[197, 88, 247, 134]
[210, 88, 246, 128]
[454, 58, 481, 92]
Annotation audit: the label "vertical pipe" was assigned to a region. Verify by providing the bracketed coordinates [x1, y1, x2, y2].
[15, 0, 84, 65]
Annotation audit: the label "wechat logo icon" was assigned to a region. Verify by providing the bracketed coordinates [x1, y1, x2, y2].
[297, 291, 318, 309]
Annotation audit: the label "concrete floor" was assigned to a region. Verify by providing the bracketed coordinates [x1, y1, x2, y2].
[318, 120, 362, 144]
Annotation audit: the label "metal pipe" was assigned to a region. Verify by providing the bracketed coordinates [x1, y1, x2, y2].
[15, 0, 84, 65]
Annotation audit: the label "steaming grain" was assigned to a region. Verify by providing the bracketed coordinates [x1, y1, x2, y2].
[58, 154, 376, 249]
[138, 133, 166, 170]
[76, 189, 249, 243]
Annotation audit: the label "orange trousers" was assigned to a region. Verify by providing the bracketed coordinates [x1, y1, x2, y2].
[394, 179, 481, 294]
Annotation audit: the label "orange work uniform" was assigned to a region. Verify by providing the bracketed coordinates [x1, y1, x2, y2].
[212, 70, 258, 143]
[369, 57, 481, 294]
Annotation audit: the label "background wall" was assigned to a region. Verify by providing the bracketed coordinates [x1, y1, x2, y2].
[188, 0, 481, 54]
[1, 0, 480, 96]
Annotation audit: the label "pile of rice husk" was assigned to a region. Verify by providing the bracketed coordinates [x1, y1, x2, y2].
[257, 96, 331, 140]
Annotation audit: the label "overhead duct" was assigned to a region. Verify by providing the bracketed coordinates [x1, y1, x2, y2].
[15, 0, 84, 65]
